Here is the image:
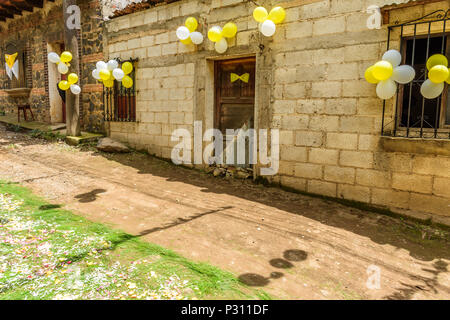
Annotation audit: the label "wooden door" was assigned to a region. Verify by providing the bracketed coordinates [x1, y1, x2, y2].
[215, 57, 256, 132]
[215, 57, 256, 166]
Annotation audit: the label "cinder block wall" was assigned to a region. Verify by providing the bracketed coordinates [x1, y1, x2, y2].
[105, 0, 450, 219]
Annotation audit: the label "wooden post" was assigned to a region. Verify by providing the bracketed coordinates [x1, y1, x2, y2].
[63, 0, 81, 136]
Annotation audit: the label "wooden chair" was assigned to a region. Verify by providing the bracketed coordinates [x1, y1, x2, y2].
[17, 104, 35, 122]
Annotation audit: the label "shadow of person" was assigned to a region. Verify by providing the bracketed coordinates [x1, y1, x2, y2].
[74, 189, 107, 203]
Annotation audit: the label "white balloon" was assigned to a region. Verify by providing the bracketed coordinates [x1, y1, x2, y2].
[376, 79, 397, 100]
[215, 38, 228, 54]
[57, 62, 69, 74]
[96, 61, 108, 70]
[107, 59, 119, 71]
[70, 84, 81, 95]
[92, 69, 100, 80]
[392, 65, 415, 84]
[382, 49, 402, 67]
[190, 31, 204, 45]
[112, 68, 125, 81]
[176, 26, 191, 40]
[260, 19, 276, 37]
[420, 79, 444, 99]
[48, 52, 60, 64]
[209, 26, 223, 36]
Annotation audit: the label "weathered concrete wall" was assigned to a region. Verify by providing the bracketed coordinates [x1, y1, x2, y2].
[0, 0, 105, 132]
[104, 0, 450, 219]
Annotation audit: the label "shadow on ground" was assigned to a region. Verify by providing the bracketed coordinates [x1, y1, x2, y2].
[85, 149, 450, 260]
[2, 125, 449, 298]
[239, 249, 308, 287]
[7, 130, 448, 263]
[75, 189, 107, 203]
[90, 147, 450, 298]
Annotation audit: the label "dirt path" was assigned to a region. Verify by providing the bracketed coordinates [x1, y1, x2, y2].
[0, 124, 449, 300]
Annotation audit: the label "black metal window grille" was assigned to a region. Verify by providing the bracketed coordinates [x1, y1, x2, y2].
[382, 10, 450, 139]
[103, 58, 138, 122]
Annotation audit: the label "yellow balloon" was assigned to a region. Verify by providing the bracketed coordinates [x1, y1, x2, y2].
[67, 73, 79, 84]
[122, 76, 133, 88]
[103, 78, 114, 88]
[99, 69, 110, 81]
[253, 7, 268, 23]
[122, 62, 133, 75]
[222, 22, 237, 38]
[428, 65, 449, 84]
[60, 51, 72, 63]
[372, 61, 393, 81]
[180, 37, 192, 45]
[364, 66, 380, 84]
[185, 17, 198, 33]
[58, 80, 70, 91]
[208, 26, 223, 42]
[426, 54, 448, 70]
[268, 6, 286, 24]
[446, 72, 450, 85]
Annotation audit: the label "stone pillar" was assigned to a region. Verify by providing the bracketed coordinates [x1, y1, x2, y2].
[63, 0, 81, 136]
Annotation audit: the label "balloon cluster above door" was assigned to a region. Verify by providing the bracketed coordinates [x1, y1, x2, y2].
[253, 6, 286, 37]
[174, 5, 286, 54]
[177, 17, 204, 45]
[208, 22, 238, 54]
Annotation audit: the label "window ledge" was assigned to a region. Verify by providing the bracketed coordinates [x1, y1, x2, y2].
[380, 136, 450, 157]
[4, 88, 31, 97]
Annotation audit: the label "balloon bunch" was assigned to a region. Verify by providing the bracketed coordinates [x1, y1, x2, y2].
[208, 22, 238, 54]
[421, 54, 450, 99]
[48, 51, 72, 74]
[58, 73, 81, 95]
[92, 60, 134, 89]
[176, 17, 204, 45]
[365, 49, 415, 100]
[48, 51, 81, 95]
[253, 6, 286, 37]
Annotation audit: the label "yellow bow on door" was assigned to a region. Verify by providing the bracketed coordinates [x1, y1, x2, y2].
[230, 73, 250, 83]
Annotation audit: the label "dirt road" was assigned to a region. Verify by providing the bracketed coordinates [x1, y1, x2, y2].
[0, 124, 449, 299]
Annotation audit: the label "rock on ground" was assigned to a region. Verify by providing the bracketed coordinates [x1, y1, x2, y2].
[96, 138, 130, 153]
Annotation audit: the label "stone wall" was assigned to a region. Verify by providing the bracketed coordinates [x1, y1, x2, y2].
[0, 0, 104, 132]
[104, 0, 450, 219]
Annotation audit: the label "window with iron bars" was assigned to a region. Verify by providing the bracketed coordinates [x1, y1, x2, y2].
[103, 58, 137, 122]
[381, 9, 450, 139]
